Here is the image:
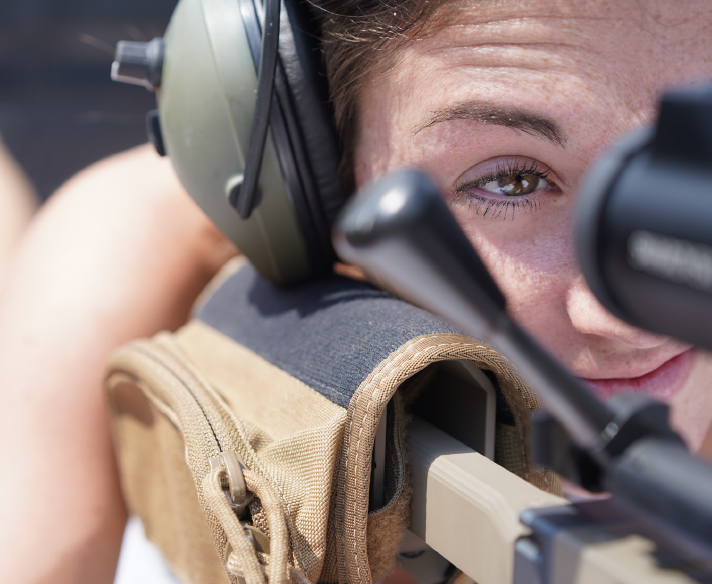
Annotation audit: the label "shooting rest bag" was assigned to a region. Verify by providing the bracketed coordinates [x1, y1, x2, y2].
[105, 261, 558, 584]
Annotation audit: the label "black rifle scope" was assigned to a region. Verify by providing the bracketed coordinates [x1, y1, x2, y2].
[577, 85, 712, 351]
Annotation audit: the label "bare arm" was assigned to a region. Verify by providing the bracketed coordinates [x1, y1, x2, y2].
[0, 144, 237, 584]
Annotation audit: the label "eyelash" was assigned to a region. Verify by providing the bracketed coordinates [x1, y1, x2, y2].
[451, 161, 553, 220]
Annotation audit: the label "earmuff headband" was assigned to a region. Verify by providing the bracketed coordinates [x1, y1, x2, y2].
[238, 0, 336, 274]
[230, 0, 282, 218]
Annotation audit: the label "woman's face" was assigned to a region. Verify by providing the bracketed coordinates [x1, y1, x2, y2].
[354, 0, 712, 450]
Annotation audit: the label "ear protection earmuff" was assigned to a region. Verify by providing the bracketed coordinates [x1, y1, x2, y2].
[111, 0, 344, 285]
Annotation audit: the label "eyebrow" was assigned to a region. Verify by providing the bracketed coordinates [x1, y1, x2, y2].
[413, 101, 566, 146]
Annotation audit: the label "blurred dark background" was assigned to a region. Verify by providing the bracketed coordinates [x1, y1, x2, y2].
[0, 0, 177, 202]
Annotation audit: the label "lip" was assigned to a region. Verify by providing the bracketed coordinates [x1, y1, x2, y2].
[580, 349, 696, 402]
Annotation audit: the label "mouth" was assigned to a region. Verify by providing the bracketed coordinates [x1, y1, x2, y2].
[580, 349, 696, 402]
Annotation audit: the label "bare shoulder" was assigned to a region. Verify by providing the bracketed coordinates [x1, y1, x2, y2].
[44, 143, 238, 278]
[2, 143, 239, 337]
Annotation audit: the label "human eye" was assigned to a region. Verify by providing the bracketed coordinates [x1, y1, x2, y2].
[451, 159, 559, 219]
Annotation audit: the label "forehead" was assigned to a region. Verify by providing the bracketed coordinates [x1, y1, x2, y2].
[369, 0, 712, 142]
[419, 0, 712, 82]
[352, 0, 712, 184]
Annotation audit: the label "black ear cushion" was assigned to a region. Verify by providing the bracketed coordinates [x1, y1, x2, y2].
[278, 1, 345, 232]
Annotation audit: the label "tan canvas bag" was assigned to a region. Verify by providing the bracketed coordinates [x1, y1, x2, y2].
[105, 261, 558, 584]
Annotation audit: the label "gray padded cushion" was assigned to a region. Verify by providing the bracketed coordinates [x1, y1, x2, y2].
[197, 264, 458, 408]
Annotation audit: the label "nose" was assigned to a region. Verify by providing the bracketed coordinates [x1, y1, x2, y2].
[565, 276, 668, 349]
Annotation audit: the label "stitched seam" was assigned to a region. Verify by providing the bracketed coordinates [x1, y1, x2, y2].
[345, 337, 494, 582]
[352, 390, 374, 580]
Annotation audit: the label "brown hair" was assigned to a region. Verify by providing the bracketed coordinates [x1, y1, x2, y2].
[310, 0, 461, 193]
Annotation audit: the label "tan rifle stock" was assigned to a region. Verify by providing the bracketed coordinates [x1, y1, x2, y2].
[407, 417, 699, 584]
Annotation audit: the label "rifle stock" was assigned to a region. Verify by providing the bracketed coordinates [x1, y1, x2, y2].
[407, 417, 701, 584]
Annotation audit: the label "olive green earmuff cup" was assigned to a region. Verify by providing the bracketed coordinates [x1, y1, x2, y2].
[159, 0, 344, 284]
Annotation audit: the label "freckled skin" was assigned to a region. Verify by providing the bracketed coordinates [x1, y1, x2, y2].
[354, 0, 712, 449]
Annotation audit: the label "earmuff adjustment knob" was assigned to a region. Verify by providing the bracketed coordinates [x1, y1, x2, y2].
[111, 37, 165, 91]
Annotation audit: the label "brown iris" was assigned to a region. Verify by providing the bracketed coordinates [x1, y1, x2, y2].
[497, 172, 541, 196]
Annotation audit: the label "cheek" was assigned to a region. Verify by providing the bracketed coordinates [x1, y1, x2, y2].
[448, 200, 578, 329]
[670, 351, 712, 451]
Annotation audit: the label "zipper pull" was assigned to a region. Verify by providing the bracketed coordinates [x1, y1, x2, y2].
[209, 451, 254, 516]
